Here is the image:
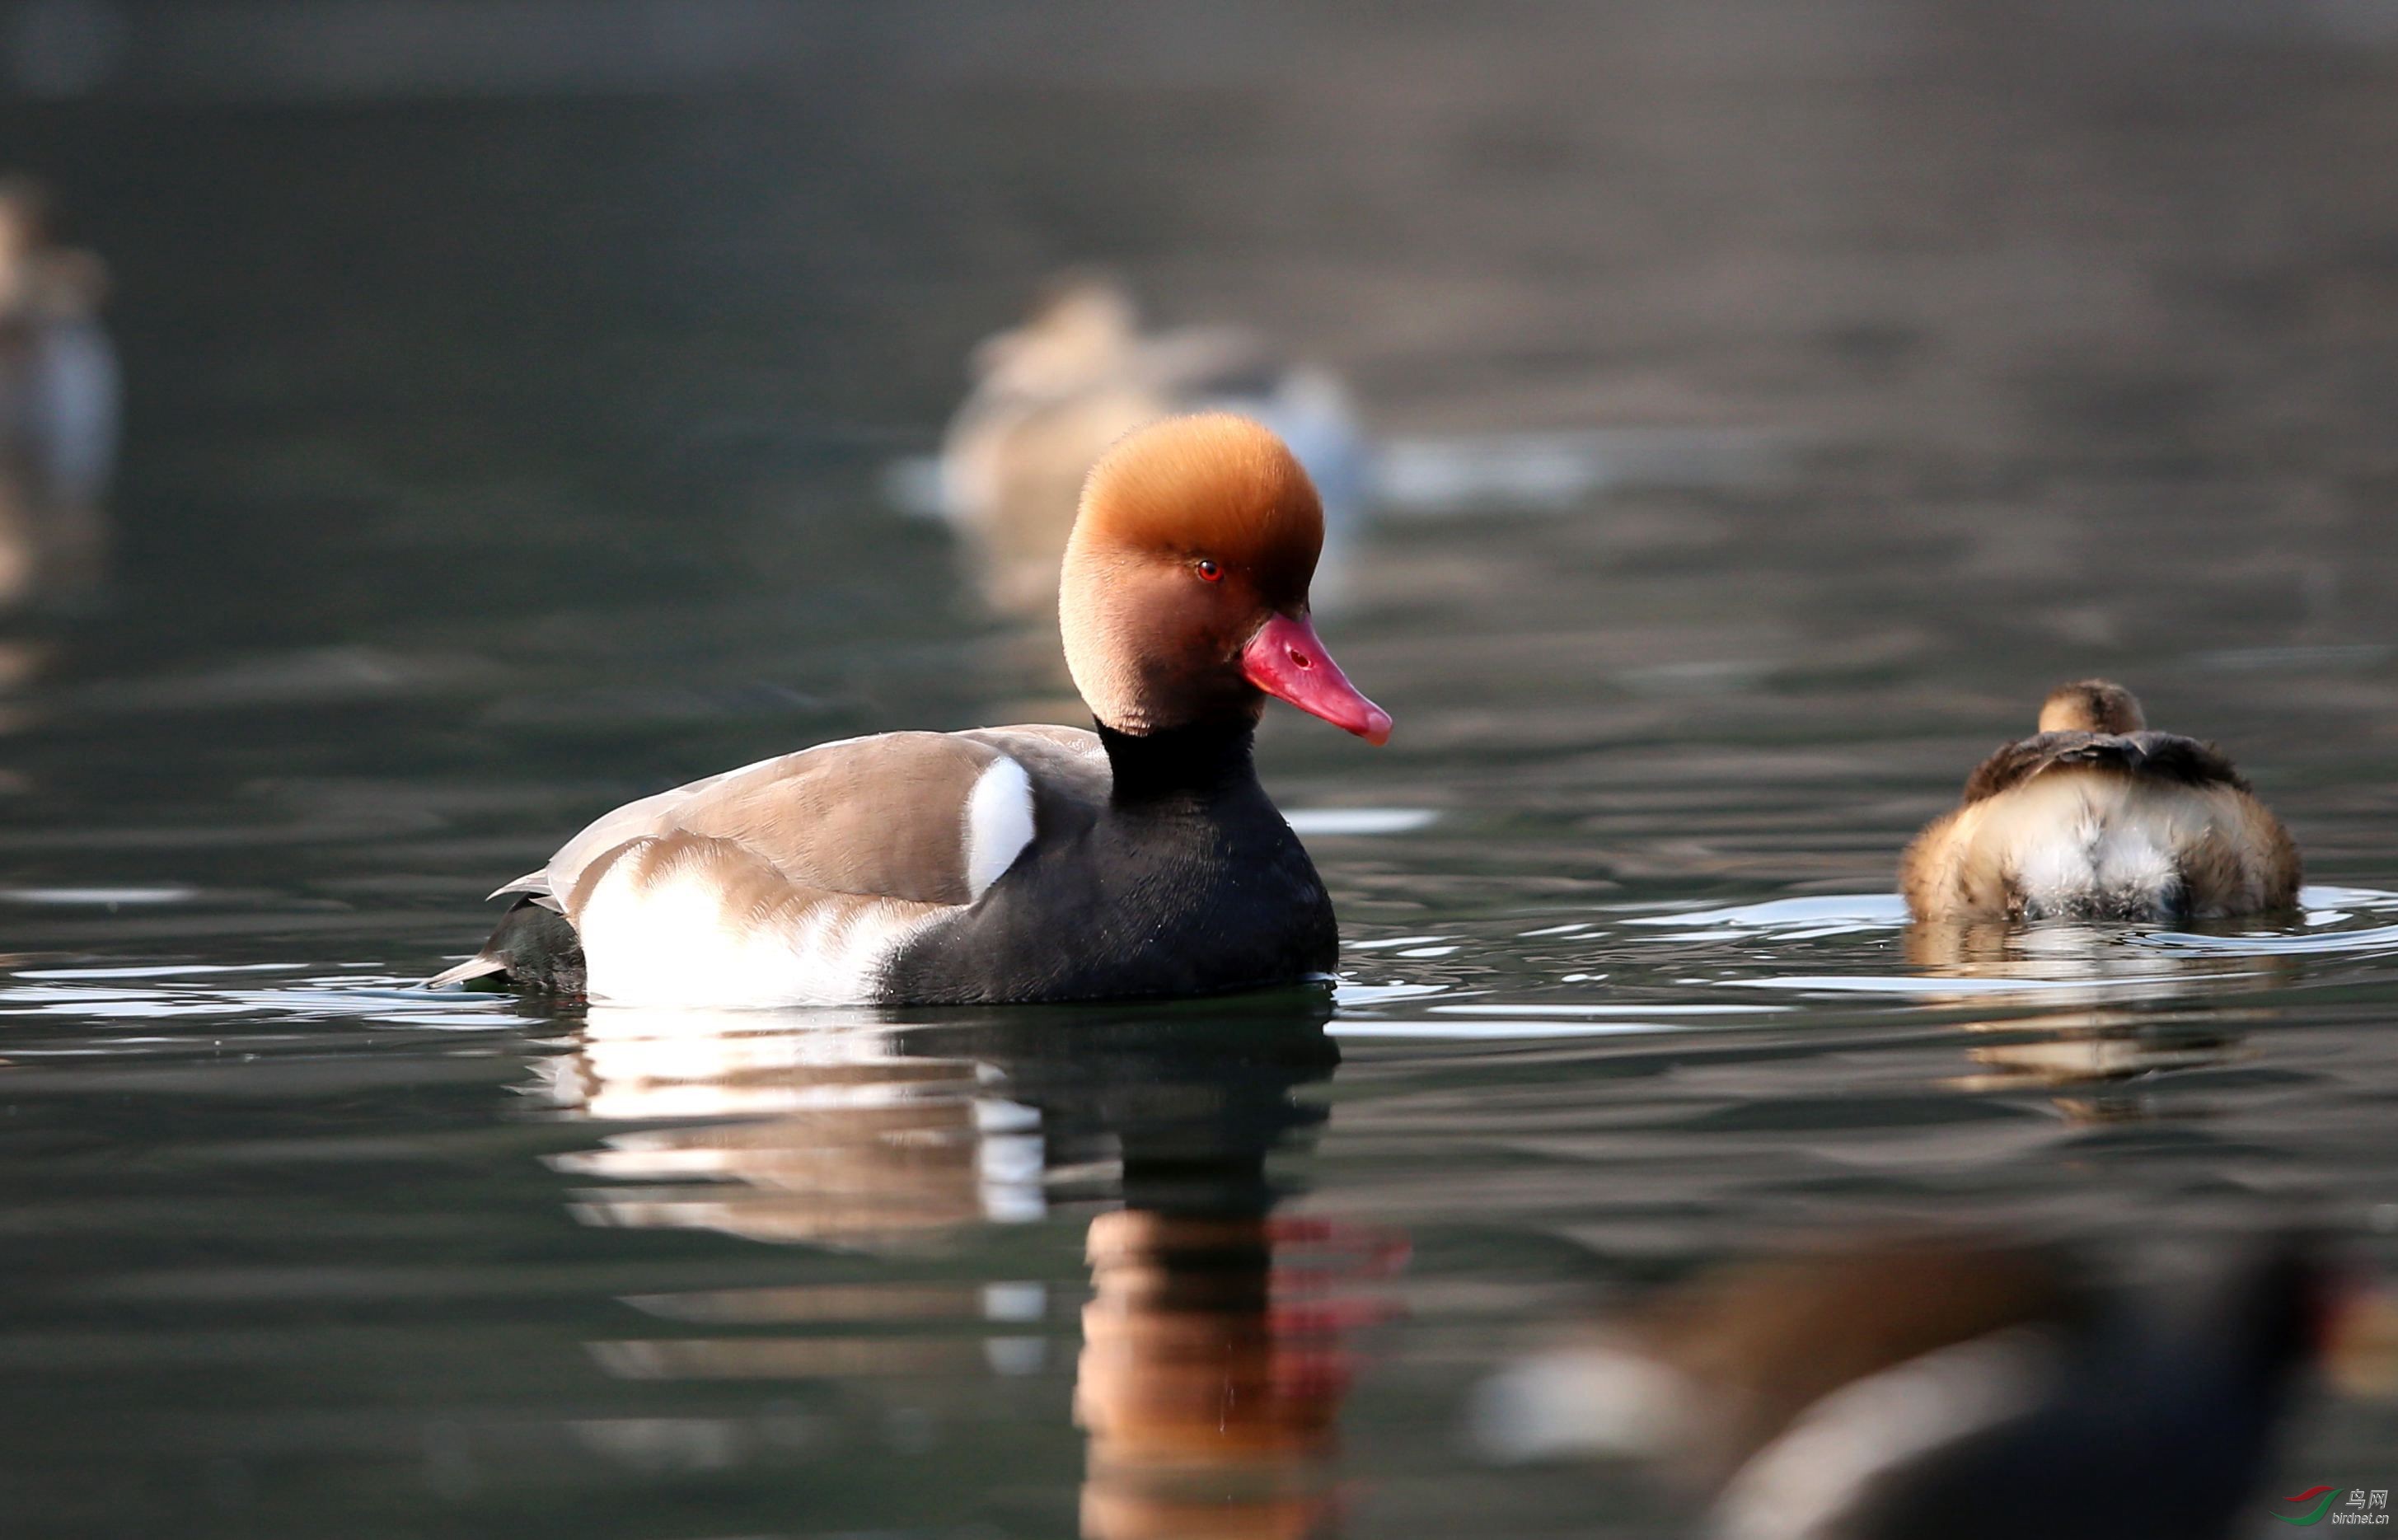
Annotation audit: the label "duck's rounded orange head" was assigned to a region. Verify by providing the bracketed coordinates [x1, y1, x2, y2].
[1060, 414, 1390, 744]
[2038, 679, 2147, 734]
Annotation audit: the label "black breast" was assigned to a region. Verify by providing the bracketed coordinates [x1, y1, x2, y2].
[882, 723, 1338, 1004]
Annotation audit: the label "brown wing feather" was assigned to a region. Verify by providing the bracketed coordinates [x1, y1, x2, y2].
[678, 733, 995, 906]
[539, 725, 1114, 921]
[1959, 731, 2248, 804]
[544, 733, 999, 913]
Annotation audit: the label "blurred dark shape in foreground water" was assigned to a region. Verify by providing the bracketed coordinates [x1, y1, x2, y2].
[1476, 1230, 2398, 1539]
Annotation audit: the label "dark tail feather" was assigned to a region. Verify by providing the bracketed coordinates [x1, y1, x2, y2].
[424, 897, 587, 995]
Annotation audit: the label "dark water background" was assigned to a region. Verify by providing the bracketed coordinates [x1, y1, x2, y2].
[4, 3, 2398, 1535]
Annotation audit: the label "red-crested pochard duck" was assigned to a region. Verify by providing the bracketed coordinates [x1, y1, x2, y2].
[937, 273, 1364, 619]
[432, 413, 1390, 1007]
[1900, 681, 2299, 924]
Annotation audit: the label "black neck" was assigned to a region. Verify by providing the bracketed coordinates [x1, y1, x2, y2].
[1096, 719, 1262, 805]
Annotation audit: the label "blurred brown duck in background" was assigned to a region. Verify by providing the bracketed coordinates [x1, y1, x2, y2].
[935, 273, 1365, 620]
[0, 175, 118, 608]
[1901, 681, 2299, 924]
[908, 272, 1783, 633]
[1473, 1231, 2398, 1540]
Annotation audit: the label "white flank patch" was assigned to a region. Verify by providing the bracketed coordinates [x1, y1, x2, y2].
[577, 847, 939, 1009]
[962, 755, 1036, 901]
[1707, 1327, 2057, 1540]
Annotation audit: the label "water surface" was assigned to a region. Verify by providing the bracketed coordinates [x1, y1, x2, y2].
[6, 5, 2398, 1535]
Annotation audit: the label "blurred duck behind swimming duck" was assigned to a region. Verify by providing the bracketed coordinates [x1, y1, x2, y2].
[1901, 680, 2299, 924]
[939, 273, 1365, 619]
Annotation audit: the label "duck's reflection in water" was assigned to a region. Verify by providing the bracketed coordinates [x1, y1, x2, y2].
[1901, 915, 2279, 995]
[543, 998, 1393, 1538]
[1903, 920, 2285, 1119]
[546, 1009, 1031, 1247]
[1077, 1203, 1402, 1539]
[1945, 1008, 2258, 1122]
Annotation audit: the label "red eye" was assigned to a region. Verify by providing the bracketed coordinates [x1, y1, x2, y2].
[1195, 559, 1223, 582]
